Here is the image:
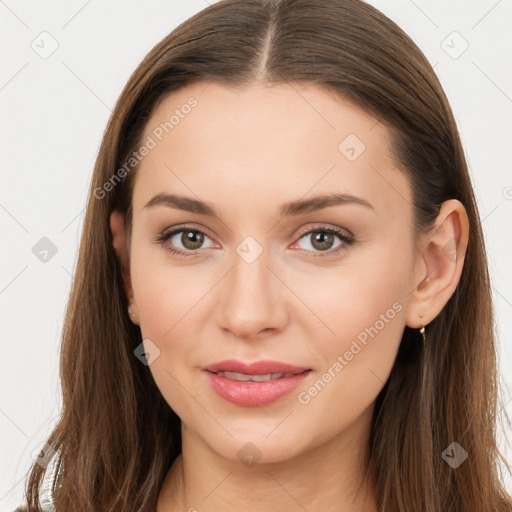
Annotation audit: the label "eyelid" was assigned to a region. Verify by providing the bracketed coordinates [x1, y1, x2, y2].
[294, 223, 354, 240]
[159, 222, 216, 240]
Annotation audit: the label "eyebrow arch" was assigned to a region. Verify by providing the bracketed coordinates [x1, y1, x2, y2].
[143, 192, 375, 217]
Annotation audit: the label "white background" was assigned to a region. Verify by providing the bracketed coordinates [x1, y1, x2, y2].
[1, 0, 511, 509]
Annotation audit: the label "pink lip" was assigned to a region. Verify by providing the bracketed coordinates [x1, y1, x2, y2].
[203, 359, 312, 407]
[203, 359, 310, 375]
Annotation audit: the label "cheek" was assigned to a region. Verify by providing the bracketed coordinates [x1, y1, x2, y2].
[130, 252, 206, 420]
[290, 297, 406, 447]
[130, 240, 203, 337]
[292, 241, 411, 402]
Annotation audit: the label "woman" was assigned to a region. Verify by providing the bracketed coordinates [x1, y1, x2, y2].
[17, 0, 512, 510]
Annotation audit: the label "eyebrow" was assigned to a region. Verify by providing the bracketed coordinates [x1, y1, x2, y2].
[143, 192, 375, 217]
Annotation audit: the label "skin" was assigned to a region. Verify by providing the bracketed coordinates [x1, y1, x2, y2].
[110, 81, 469, 511]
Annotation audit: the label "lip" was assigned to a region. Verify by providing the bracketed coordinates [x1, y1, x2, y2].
[203, 359, 310, 375]
[203, 359, 312, 407]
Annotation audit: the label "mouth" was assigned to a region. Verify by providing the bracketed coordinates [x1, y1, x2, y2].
[203, 360, 313, 407]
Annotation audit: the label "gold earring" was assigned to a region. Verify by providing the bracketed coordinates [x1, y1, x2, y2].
[128, 304, 139, 325]
[419, 314, 426, 344]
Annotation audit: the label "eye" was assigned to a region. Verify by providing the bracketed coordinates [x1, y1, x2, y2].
[155, 224, 355, 258]
[291, 225, 355, 257]
[155, 225, 215, 257]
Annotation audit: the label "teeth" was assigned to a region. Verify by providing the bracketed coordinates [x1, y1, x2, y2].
[216, 371, 295, 382]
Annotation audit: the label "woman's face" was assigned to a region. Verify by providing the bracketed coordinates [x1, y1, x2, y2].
[123, 81, 420, 463]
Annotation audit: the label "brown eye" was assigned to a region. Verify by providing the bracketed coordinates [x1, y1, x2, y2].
[156, 226, 214, 257]
[310, 231, 336, 251]
[180, 230, 205, 250]
[292, 225, 355, 257]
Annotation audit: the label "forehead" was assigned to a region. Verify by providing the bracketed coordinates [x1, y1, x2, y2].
[132, 81, 411, 223]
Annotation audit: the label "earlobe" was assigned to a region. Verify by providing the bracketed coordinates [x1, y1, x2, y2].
[110, 209, 134, 301]
[405, 199, 469, 329]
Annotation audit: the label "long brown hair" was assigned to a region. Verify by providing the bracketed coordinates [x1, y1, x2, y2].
[20, 0, 512, 510]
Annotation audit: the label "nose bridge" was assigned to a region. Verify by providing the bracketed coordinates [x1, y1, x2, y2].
[216, 235, 287, 336]
[230, 235, 276, 306]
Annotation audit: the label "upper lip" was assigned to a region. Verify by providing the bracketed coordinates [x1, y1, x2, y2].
[203, 359, 311, 375]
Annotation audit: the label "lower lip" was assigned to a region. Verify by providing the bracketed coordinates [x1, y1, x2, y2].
[204, 370, 312, 407]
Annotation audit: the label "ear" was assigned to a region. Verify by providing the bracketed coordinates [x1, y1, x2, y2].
[404, 199, 469, 329]
[110, 209, 134, 302]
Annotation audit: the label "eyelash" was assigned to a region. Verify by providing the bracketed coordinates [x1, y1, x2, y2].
[154, 224, 355, 259]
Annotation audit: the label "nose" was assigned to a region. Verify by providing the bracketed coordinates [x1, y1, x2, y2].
[215, 245, 290, 339]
